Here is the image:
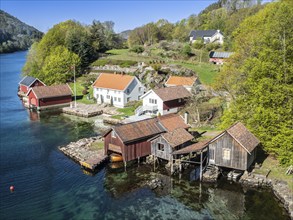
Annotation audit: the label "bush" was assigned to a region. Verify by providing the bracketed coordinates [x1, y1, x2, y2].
[82, 89, 88, 95]
[151, 64, 161, 71]
[205, 43, 221, 52]
[192, 41, 204, 49]
[129, 45, 144, 53]
[181, 44, 192, 57]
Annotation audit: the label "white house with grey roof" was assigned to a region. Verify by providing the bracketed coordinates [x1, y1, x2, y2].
[189, 30, 224, 44]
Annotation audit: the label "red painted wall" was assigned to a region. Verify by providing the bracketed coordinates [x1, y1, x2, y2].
[28, 91, 72, 108]
[104, 131, 152, 162]
[163, 99, 186, 110]
[19, 80, 45, 94]
[39, 96, 72, 107]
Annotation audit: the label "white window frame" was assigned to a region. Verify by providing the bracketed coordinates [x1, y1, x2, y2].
[222, 148, 231, 160]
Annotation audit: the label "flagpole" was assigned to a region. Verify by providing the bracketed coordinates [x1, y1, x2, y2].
[73, 65, 77, 108]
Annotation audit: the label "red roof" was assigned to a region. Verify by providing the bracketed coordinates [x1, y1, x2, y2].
[153, 86, 191, 102]
[93, 73, 134, 91]
[29, 84, 72, 99]
[158, 114, 190, 132]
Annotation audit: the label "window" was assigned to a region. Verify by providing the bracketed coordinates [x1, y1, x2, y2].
[223, 148, 231, 160]
[107, 89, 109, 94]
[118, 98, 121, 102]
[106, 95, 110, 99]
[126, 89, 130, 94]
[149, 98, 157, 104]
[111, 131, 116, 138]
[158, 143, 164, 151]
[209, 148, 215, 160]
[178, 98, 182, 103]
[114, 97, 117, 102]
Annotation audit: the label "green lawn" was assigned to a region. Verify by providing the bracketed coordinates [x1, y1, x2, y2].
[171, 61, 219, 85]
[89, 141, 104, 151]
[103, 49, 219, 85]
[69, 78, 96, 105]
[254, 155, 293, 191]
[111, 106, 136, 119]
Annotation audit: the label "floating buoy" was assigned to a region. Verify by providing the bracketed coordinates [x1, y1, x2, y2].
[10, 185, 14, 192]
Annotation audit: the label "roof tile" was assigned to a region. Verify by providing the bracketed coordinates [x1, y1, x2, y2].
[31, 84, 72, 99]
[165, 76, 197, 87]
[93, 73, 134, 91]
[154, 86, 191, 102]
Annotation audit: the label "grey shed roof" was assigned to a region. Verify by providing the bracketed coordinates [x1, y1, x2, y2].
[19, 76, 37, 86]
[209, 51, 234, 58]
[189, 30, 221, 38]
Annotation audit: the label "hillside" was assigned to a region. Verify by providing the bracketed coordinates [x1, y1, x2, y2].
[0, 10, 43, 53]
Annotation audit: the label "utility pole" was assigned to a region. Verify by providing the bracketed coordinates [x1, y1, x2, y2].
[73, 65, 77, 108]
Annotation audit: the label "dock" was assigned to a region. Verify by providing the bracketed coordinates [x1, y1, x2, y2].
[62, 103, 118, 118]
[59, 137, 108, 171]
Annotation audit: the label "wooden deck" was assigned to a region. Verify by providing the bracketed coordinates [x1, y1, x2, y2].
[59, 137, 108, 171]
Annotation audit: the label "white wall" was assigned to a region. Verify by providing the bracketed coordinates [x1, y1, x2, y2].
[93, 77, 145, 108]
[142, 91, 163, 115]
[211, 32, 224, 44]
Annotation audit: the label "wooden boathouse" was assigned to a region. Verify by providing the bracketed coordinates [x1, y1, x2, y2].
[103, 114, 190, 166]
[26, 84, 72, 110]
[206, 122, 259, 171]
[18, 76, 45, 96]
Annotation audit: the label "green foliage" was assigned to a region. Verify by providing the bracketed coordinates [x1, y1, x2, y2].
[129, 45, 144, 53]
[216, 0, 293, 165]
[23, 19, 123, 85]
[0, 10, 43, 53]
[41, 46, 81, 85]
[181, 44, 192, 57]
[91, 59, 137, 67]
[205, 43, 221, 51]
[192, 40, 204, 49]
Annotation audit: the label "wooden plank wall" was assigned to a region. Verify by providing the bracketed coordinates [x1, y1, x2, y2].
[151, 137, 172, 161]
[211, 133, 248, 170]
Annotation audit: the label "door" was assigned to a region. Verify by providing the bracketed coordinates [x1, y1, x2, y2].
[209, 146, 215, 164]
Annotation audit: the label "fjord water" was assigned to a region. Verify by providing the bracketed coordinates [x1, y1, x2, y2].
[0, 52, 289, 220]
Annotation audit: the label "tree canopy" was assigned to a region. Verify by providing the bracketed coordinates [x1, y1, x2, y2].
[23, 20, 123, 85]
[214, 0, 293, 165]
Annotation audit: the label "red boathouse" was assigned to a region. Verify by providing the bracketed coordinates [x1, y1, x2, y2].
[103, 114, 190, 165]
[27, 84, 72, 110]
[18, 76, 45, 95]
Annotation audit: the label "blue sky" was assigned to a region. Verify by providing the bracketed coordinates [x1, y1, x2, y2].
[1, 0, 218, 33]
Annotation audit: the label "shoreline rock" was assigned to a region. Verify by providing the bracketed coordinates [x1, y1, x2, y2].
[240, 172, 293, 218]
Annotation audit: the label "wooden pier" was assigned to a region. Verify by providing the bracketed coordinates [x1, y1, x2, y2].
[59, 137, 108, 171]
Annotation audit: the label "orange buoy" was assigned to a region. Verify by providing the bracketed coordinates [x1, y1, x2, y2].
[10, 186, 14, 192]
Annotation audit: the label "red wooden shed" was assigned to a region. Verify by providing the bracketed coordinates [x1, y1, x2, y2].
[27, 84, 72, 110]
[103, 114, 190, 164]
[18, 76, 45, 95]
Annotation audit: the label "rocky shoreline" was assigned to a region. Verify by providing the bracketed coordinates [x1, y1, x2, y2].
[240, 172, 293, 218]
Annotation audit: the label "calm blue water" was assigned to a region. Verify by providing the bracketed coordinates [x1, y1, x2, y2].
[0, 52, 289, 220]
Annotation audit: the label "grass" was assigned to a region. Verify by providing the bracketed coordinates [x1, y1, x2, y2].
[69, 77, 96, 105]
[110, 106, 136, 120]
[171, 61, 219, 85]
[103, 49, 220, 85]
[89, 141, 104, 151]
[254, 155, 293, 191]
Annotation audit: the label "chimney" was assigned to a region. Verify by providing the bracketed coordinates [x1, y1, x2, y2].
[217, 29, 220, 33]
[184, 112, 189, 125]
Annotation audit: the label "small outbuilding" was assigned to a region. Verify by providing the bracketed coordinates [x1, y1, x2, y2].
[150, 128, 194, 161]
[209, 51, 233, 65]
[165, 76, 199, 93]
[18, 76, 45, 95]
[27, 84, 72, 110]
[207, 122, 259, 171]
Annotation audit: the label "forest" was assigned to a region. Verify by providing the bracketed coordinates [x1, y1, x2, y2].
[0, 10, 43, 53]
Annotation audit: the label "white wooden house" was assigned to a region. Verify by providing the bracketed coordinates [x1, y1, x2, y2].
[189, 30, 224, 45]
[92, 73, 145, 108]
[136, 86, 191, 116]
